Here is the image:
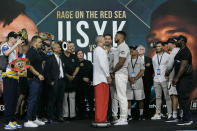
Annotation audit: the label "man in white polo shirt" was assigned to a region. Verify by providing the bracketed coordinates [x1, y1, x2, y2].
[111, 31, 130, 125]
[92, 35, 112, 128]
[151, 41, 172, 120]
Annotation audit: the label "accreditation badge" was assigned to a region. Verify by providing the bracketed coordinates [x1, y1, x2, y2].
[72, 59, 75, 62]
[10, 58, 30, 72]
[190, 100, 197, 110]
[131, 72, 136, 78]
[157, 68, 161, 75]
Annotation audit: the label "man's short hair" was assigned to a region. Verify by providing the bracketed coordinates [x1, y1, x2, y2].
[151, 0, 197, 25]
[95, 35, 104, 44]
[104, 33, 112, 39]
[116, 31, 126, 39]
[7, 31, 18, 39]
[31, 36, 41, 43]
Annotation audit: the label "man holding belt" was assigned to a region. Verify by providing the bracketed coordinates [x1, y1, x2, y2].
[92, 35, 111, 128]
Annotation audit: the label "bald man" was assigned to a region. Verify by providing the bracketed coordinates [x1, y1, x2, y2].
[92, 35, 111, 127]
[44, 43, 66, 123]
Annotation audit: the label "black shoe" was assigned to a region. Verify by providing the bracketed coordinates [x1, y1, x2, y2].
[63, 117, 69, 121]
[70, 117, 76, 121]
[177, 120, 193, 126]
[47, 119, 54, 124]
[127, 115, 132, 121]
[139, 115, 145, 120]
[165, 117, 179, 123]
[56, 117, 64, 122]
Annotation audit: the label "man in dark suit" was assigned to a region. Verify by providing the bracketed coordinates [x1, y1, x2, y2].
[44, 43, 66, 123]
[137, 45, 154, 119]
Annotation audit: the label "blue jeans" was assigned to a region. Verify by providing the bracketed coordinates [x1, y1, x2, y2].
[26, 78, 41, 121]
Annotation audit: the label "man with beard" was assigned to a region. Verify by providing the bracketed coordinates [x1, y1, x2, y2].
[151, 42, 172, 120]
[111, 31, 130, 125]
[104, 33, 119, 122]
[172, 36, 194, 126]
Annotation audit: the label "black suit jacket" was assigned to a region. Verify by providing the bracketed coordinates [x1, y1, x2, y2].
[143, 56, 154, 86]
[44, 54, 65, 84]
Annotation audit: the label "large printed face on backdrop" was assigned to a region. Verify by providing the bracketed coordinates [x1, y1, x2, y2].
[0, 14, 38, 42]
[147, 0, 197, 98]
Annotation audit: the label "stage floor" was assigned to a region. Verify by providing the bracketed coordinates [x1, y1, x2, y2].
[1, 119, 196, 131]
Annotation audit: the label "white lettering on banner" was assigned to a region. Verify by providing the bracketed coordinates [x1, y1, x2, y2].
[93, 21, 107, 35]
[113, 21, 126, 47]
[76, 21, 89, 48]
[58, 21, 63, 41]
[66, 21, 71, 41]
[0, 105, 5, 111]
[58, 20, 126, 47]
[84, 52, 92, 61]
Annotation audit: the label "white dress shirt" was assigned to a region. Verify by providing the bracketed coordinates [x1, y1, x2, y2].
[93, 46, 110, 86]
[152, 52, 170, 83]
[54, 54, 64, 78]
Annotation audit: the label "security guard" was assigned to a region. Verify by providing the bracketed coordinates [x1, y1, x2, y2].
[75, 49, 93, 119]
[62, 41, 80, 120]
[173, 35, 194, 126]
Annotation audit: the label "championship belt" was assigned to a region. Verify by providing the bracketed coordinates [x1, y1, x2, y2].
[10, 58, 30, 72]
[37, 32, 52, 39]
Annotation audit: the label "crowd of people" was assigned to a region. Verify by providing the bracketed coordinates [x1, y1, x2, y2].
[0, 30, 195, 129]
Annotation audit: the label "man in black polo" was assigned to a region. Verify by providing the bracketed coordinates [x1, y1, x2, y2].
[172, 35, 194, 126]
[24, 36, 45, 128]
[62, 41, 80, 120]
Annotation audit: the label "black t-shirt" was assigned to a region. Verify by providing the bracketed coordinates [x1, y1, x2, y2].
[77, 59, 93, 81]
[174, 46, 192, 76]
[26, 47, 43, 78]
[62, 53, 80, 76]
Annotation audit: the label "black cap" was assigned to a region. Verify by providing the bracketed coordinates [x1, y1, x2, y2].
[177, 35, 187, 43]
[7, 31, 18, 39]
[129, 45, 138, 50]
[167, 37, 178, 44]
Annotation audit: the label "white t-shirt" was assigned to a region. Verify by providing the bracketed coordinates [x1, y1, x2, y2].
[0, 42, 17, 72]
[114, 41, 130, 75]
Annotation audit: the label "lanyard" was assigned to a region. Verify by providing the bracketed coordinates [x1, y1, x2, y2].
[131, 56, 138, 71]
[157, 52, 164, 66]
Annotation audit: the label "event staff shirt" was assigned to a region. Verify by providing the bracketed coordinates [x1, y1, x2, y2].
[128, 56, 145, 90]
[152, 52, 170, 83]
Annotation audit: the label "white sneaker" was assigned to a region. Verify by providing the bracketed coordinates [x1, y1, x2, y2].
[33, 118, 45, 126]
[24, 121, 38, 128]
[114, 119, 128, 126]
[167, 114, 172, 119]
[151, 114, 161, 120]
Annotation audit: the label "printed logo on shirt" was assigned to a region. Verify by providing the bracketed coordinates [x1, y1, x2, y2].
[120, 51, 125, 54]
